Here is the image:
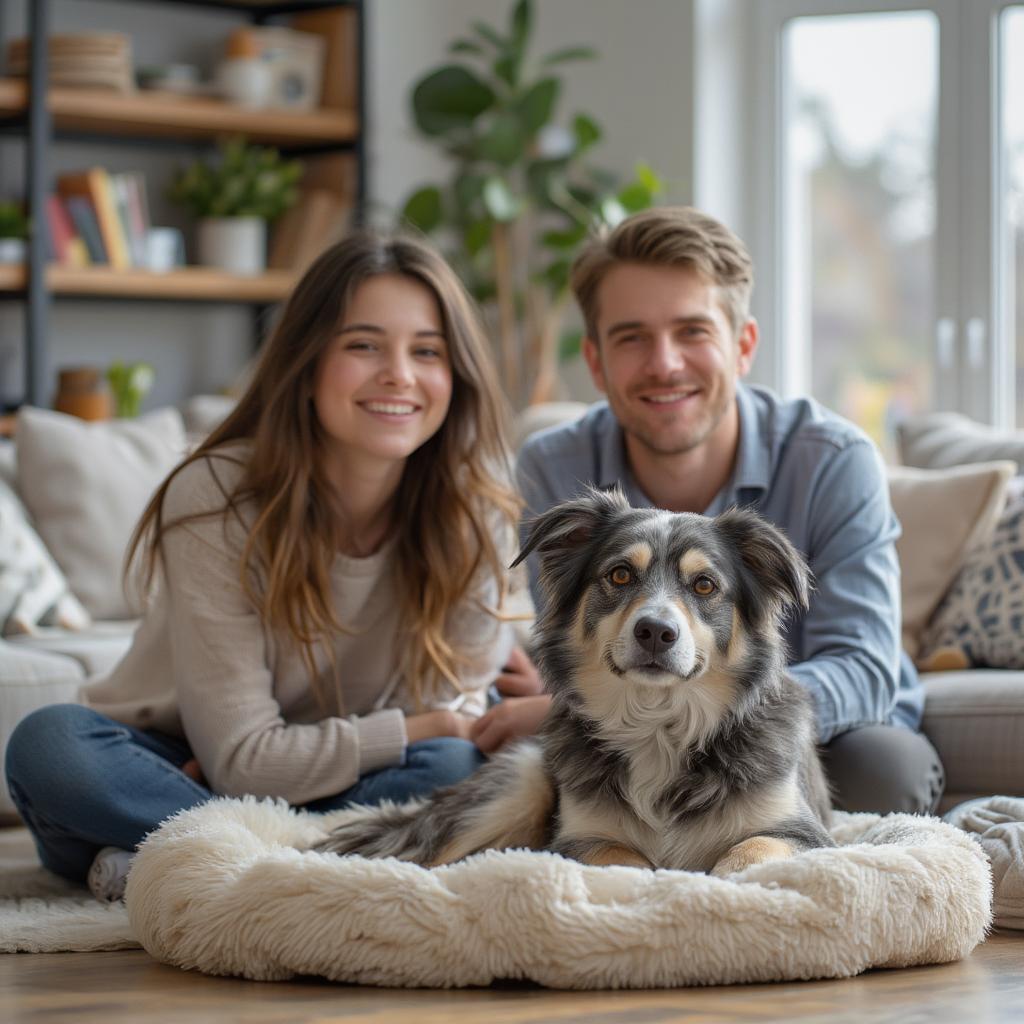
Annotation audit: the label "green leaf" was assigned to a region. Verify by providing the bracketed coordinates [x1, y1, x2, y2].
[494, 52, 521, 88]
[617, 182, 653, 213]
[401, 186, 443, 233]
[558, 328, 583, 361]
[636, 161, 663, 195]
[516, 77, 560, 135]
[542, 46, 597, 66]
[453, 172, 486, 212]
[464, 218, 493, 256]
[539, 258, 571, 293]
[412, 65, 496, 136]
[572, 113, 602, 152]
[475, 112, 526, 165]
[541, 223, 587, 250]
[472, 21, 506, 49]
[511, 0, 532, 48]
[482, 176, 522, 222]
[449, 39, 484, 56]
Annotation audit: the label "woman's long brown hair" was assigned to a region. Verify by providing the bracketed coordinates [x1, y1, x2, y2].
[126, 232, 520, 710]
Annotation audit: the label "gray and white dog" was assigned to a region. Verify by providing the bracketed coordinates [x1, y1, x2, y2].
[316, 488, 833, 875]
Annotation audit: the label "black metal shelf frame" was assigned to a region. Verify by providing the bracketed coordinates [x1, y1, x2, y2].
[5, 0, 366, 406]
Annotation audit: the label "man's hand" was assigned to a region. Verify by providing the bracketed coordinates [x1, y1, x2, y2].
[470, 694, 552, 754]
[494, 645, 544, 697]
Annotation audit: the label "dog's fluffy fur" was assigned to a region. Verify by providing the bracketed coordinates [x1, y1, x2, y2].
[316, 488, 833, 875]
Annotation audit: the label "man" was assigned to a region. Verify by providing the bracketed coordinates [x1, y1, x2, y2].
[479, 206, 942, 815]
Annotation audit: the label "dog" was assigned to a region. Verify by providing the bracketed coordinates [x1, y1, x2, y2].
[316, 487, 834, 876]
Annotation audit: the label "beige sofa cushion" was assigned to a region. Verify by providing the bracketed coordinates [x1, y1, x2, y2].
[15, 406, 187, 620]
[922, 670, 1024, 797]
[888, 462, 1015, 659]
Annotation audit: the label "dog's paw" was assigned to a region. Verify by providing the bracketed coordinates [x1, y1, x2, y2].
[710, 836, 795, 877]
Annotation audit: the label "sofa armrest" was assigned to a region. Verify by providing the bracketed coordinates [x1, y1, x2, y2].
[0, 641, 85, 822]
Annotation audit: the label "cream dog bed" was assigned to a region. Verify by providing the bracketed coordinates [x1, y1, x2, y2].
[126, 797, 992, 989]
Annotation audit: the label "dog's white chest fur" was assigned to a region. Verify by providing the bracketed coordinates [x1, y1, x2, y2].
[568, 679, 802, 872]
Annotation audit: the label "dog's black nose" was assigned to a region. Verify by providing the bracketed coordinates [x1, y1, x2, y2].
[633, 616, 679, 655]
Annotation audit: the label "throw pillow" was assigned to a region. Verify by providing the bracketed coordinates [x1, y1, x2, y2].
[919, 476, 1024, 669]
[897, 412, 1024, 472]
[0, 478, 91, 635]
[888, 461, 1016, 659]
[16, 406, 187, 620]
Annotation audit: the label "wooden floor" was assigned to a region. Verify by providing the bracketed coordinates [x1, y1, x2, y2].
[0, 933, 1021, 1023]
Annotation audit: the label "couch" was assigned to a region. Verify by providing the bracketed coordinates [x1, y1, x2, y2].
[1, 401, 1022, 821]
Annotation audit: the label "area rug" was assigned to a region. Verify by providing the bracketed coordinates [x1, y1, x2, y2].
[125, 797, 993, 989]
[0, 827, 137, 953]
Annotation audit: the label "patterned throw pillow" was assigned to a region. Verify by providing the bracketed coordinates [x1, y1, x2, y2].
[0, 479, 91, 635]
[920, 478, 1024, 669]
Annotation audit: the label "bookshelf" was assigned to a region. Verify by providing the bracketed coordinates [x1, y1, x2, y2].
[0, 79, 359, 147]
[2, 0, 364, 406]
[0, 264, 297, 302]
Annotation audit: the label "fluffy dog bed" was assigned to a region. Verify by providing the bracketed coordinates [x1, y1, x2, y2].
[127, 797, 992, 989]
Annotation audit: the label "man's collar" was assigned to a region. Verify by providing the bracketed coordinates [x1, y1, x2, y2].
[595, 384, 771, 505]
[730, 383, 771, 496]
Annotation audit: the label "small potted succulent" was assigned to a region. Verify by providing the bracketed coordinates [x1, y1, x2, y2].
[168, 138, 302, 275]
[0, 201, 28, 264]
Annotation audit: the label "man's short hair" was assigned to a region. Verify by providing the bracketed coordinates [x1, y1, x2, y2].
[570, 206, 754, 340]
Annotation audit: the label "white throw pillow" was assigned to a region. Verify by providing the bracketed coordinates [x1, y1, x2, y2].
[16, 406, 187, 620]
[0, 478, 91, 635]
[888, 461, 1016, 659]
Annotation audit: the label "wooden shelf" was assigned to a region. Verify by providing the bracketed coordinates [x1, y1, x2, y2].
[0, 79, 357, 147]
[0, 263, 297, 302]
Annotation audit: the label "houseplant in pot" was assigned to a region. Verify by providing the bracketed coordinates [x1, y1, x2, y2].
[399, 0, 663, 406]
[0, 201, 28, 264]
[168, 138, 302, 275]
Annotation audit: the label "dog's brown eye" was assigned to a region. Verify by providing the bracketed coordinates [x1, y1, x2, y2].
[693, 575, 716, 596]
[608, 565, 633, 586]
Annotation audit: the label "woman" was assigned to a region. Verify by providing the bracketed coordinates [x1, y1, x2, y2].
[5, 232, 529, 900]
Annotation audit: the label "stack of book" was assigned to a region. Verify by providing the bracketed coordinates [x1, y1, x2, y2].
[47, 168, 151, 270]
[7, 33, 134, 93]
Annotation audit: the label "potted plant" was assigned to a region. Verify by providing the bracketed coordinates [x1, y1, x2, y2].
[168, 138, 302, 275]
[0, 201, 28, 265]
[399, 0, 663, 406]
[106, 360, 155, 418]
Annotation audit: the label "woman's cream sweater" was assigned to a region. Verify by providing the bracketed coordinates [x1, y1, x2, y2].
[82, 448, 516, 804]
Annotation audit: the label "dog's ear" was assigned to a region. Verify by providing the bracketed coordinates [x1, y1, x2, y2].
[713, 507, 812, 618]
[511, 487, 630, 609]
[511, 486, 629, 568]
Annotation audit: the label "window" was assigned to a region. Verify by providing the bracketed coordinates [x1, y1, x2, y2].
[749, 1, 1023, 441]
[783, 11, 938, 449]
[1004, 7, 1024, 425]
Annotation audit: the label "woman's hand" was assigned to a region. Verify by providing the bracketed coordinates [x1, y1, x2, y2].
[493, 645, 544, 697]
[470, 694, 552, 754]
[405, 708, 476, 744]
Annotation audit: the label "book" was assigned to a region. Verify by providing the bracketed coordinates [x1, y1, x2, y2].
[64, 195, 106, 264]
[57, 168, 130, 268]
[45, 195, 78, 265]
[122, 172, 152, 268]
[109, 174, 136, 267]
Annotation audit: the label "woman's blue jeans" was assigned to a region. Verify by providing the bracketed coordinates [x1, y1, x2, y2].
[5, 703, 486, 884]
